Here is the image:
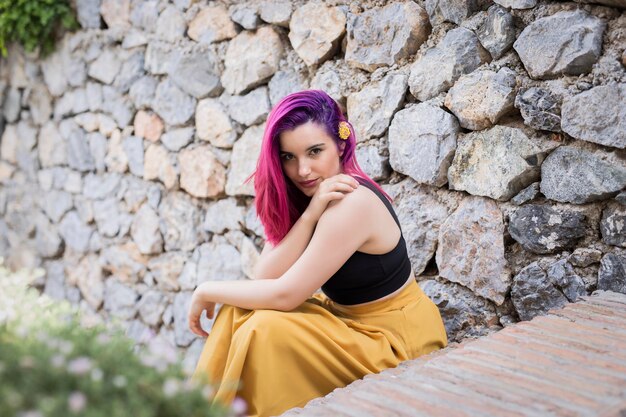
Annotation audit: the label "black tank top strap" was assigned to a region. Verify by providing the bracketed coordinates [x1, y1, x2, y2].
[355, 177, 402, 232]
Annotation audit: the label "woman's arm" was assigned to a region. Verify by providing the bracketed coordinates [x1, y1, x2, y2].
[252, 174, 360, 280]
[189, 187, 371, 317]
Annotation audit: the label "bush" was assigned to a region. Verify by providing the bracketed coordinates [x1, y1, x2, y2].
[0, 0, 79, 57]
[0, 258, 234, 417]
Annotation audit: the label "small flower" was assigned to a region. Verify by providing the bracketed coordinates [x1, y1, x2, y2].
[232, 397, 247, 416]
[112, 375, 127, 388]
[67, 357, 93, 375]
[162, 378, 180, 397]
[68, 391, 87, 413]
[338, 121, 351, 140]
[91, 368, 104, 382]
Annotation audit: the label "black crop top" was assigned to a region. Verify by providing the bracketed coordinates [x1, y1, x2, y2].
[321, 178, 412, 305]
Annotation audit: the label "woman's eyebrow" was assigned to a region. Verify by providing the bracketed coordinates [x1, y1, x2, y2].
[280, 143, 325, 153]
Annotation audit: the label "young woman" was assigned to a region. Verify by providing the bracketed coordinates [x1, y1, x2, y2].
[188, 90, 448, 417]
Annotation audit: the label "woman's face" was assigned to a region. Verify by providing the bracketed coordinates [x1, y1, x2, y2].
[278, 121, 345, 197]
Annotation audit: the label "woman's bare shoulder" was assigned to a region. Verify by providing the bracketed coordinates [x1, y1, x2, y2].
[325, 185, 377, 217]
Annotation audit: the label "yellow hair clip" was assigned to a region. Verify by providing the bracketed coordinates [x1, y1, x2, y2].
[338, 121, 351, 140]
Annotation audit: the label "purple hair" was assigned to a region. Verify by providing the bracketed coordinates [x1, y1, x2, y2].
[246, 89, 392, 246]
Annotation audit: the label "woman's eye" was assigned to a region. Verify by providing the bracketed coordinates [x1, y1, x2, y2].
[281, 154, 293, 161]
[310, 148, 321, 156]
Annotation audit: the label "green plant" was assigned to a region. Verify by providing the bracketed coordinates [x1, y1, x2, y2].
[0, 0, 79, 58]
[0, 258, 235, 417]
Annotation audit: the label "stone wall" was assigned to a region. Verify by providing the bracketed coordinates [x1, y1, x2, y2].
[0, 0, 624, 368]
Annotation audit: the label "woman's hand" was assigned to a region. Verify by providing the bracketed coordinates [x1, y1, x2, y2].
[304, 174, 360, 222]
[188, 284, 214, 338]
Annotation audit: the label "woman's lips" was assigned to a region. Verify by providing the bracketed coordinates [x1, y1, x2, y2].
[299, 178, 319, 188]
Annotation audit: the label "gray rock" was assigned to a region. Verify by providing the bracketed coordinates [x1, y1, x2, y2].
[3, 87, 20, 123]
[41, 189, 73, 223]
[34, 213, 63, 258]
[28, 84, 53, 126]
[511, 259, 584, 321]
[153, 79, 197, 126]
[197, 239, 244, 283]
[130, 0, 158, 31]
[159, 192, 203, 252]
[574, 0, 626, 7]
[221, 26, 283, 95]
[346, 2, 430, 72]
[85, 81, 103, 112]
[508, 204, 587, 254]
[138, 290, 167, 327]
[71, 254, 104, 310]
[113, 50, 145, 94]
[568, 248, 603, 267]
[75, 0, 103, 29]
[229, 4, 261, 30]
[513, 10, 605, 79]
[93, 198, 120, 237]
[43, 260, 67, 301]
[561, 84, 626, 149]
[444, 68, 516, 131]
[88, 49, 122, 85]
[356, 142, 390, 181]
[493, 0, 537, 8]
[259, 0, 292, 27]
[540, 145, 626, 204]
[448, 126, 556, 201]
[268, 70, 309, 108]
[122, 135, 144, 177]
[170, 43, 222, 99]
[389, 103, 459, 187]
[476, 5, 516, 60]
[437, 196, 510, 305]
[179, 145, 226, 198]
[514, 87, 562, 132]
[129, 75, 158, 109]
[187, 5, 238, 44]
[425, 0, 490, 25]
[409, 27, 491, 101]
[203, 198, 246, 234]
[226, 124, 264, 196]
[289, 3, 346, 67]
[101, 242, 147, 283]
[59, 210, 93, 253]
[510, 182, 540, 205]
[145, 41, 178, 76]
[100, 0, 130, 29]
[173, 291, 195, 347]
[62, 120, 95, 172]
[104, 278, 139, 320]
[420, 279, 499, 342]
[386, 179, 453, 275]
[83, 172, 121, 200]
[600, 203, 626, 247]
[38, 122, 67, 168]
[41, 46, 70, 97]
[155, 5, 186, 43]
[347, 73, 407, 142]
[224, 87, 270, 126]
[161, 127, 194, 152]
[598, 253, 626, 294]
[101, 86, 133, 128]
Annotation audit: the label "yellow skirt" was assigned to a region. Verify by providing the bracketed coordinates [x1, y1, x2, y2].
[191, 279, 448, 417]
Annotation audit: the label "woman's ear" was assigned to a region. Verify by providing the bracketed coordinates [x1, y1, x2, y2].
[338, 142, 346, 157]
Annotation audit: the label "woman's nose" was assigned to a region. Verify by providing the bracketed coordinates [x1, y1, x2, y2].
[298, 162, 311, 177]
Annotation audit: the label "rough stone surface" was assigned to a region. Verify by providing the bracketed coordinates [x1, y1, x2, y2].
[221, 26, 283, 95]
[289, 4, 346, 66]
[356, 142, 390, 181]
[448, 126, 556, 201]
[512, 259, 586, 321]
[144, 144, 177, 189]
[444, 68, 516, 131]
[226, 124, 264, 196]
[179, 146, 226, 198]
[187, 5, 238, 44]
[409, 27, 491, 101]
[196, 99, 237, 148]
[346, 2, 430, 72]
[425, 0, 490, 25]
[169, 43, 222, 99]
[104, 278, 138, 320]
[598, 253, 626, 294]
[508, 204, 587, 254]
[510, 182, 540, 206]
[389, 103, 459, 187]
[347, 73, 407, 142]
[224, 87, 270, 126]
[386, 179, 454, 275]
[514, 87, 562, 132]
[259, 0, 292, 27]
[437, 196, 510, 305]
[600, 203, 626, 247]
[158, 192, 203, 252]
[131, 203, 163, 255]
[513, 10, 606, 79]
[561, 84, 626, 149]
[476, 5, 516, 60]
[494, 0, 537, 8]
[268, 70, 309, 108]
[152, 79, 197, 126]
[540, 144, 626, 204]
